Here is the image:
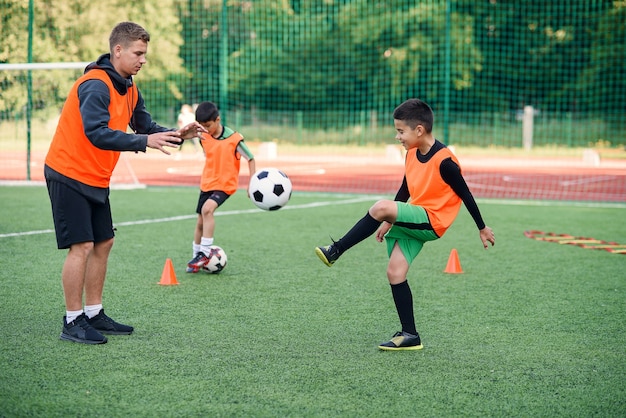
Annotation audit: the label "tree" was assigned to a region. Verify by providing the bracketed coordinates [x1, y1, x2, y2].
[0, 0, 184, 121]
[576, 1, 625, 118]
[458, 0, 616, 113]
[221, 0, 481, 118]
[177, 0, 222, 106]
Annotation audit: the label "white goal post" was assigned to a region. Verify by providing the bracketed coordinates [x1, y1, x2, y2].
[0, 62, 91, 70]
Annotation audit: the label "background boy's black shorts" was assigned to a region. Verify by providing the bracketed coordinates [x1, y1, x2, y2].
[46, 180, 115, 249]
[196, 190, 231, 213]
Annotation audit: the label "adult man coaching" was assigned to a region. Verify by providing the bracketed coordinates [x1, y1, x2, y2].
[44, 21, 207, 344]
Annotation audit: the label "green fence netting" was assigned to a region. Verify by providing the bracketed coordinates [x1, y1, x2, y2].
[1, 0, 625, 201]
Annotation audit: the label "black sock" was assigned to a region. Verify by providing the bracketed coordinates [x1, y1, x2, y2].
[334, 212, 381, 254]
[390, 280, 417, 335]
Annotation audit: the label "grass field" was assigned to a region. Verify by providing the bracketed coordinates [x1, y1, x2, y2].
[0, 185, 624, 417]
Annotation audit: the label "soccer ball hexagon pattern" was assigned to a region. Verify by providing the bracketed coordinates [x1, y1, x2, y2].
[248, 168, 292, 211]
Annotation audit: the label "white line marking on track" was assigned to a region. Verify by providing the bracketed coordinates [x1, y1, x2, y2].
[559, 176, 616, 187]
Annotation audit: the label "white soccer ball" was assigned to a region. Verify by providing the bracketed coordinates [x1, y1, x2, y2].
[202, 245, 228, 274]
[248, 168, 292, 211]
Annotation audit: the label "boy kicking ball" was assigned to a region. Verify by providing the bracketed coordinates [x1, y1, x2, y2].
[315, 98, 495, 351]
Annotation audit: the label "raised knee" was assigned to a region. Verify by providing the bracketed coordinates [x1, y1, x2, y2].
[369, 200, 395, 221]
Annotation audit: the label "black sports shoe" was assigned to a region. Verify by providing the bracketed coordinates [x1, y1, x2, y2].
[86, 309, 134, 335]
[315, 242, 341, 267]
[187, 252, 210, 273]
[378, 331, 423, 351]
[60, 314, 107, 344]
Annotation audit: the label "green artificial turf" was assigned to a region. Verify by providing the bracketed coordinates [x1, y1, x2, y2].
[0, 186, 624, 417]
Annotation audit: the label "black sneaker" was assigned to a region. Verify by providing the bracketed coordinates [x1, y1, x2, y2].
[378, 331, 423, 351]
[187, 252, 210, 273]
[315, 242, 340, 267]
[86, 309, 134, 335]
[60, 314, 107, 344]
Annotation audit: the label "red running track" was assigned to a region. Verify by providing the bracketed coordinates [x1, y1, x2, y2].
[2, 150, 625, 202]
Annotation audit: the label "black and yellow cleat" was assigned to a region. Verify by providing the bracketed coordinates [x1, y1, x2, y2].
[378, 331, 423, 351]
[315, 243, 340, 267]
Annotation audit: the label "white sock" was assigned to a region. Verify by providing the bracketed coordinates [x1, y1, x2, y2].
[193, 242, 202, 257]
[66, 309, 83, 324]
[84, 304, 103, 319]
[200, 237, 214, 255]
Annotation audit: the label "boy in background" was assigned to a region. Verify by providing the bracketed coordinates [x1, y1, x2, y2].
[187, 101, 256, 272]
[315, 98, 495, 351]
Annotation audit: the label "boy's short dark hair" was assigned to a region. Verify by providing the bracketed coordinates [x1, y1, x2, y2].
[195, 101, 220, 123]
[109, 22, 150, 51]
[393, 99, 434, 132]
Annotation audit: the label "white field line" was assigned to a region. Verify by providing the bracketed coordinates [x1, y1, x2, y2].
[0, 196, 378, 239]
[1, 195, 624, 240]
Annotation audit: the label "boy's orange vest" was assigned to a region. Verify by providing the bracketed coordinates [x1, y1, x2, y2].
[199, 132, 243, 194]
[45, 70, 138, 188]
[405, 147, 462, 237]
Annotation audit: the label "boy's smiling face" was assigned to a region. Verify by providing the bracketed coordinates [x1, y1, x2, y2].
[393, 119, 424, 150]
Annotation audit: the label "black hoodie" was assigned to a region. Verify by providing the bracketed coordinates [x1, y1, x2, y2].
[44, 53, 172, 200]
[77, 53, 171, 152]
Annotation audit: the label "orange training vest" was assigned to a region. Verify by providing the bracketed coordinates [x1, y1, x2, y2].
[199, 131, 243, 194]
[405, 146, 462, 237]
[45, 70, 138, 188]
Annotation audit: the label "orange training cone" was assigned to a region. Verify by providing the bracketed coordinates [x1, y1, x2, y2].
[444, 249, 463, 274]
[158, 258, 179, 285]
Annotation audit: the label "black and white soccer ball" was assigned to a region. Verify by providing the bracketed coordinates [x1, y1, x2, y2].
[202, 245, 228, 274]
[248, 168, 292, 211]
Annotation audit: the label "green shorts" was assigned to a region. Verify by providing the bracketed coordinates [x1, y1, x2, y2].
[385, 202, 439, 263]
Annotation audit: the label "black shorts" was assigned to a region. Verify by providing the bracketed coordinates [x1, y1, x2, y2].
[46, 179, 115, 249]
[196, 190, 230, 214]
